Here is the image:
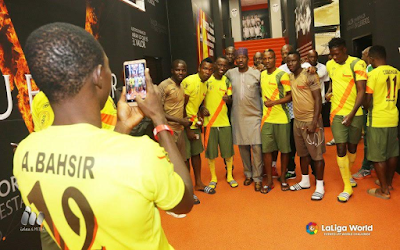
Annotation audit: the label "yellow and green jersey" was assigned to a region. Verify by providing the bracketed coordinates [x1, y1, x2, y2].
[366, 65, 400, 127]
[14, 124, 184, 249]
[183, 73, 208, 129]
[32, 92, 117, 131]
[260, 68, 291, 124]
[326, 56, 367, 118]
[203, 75, 232, 127]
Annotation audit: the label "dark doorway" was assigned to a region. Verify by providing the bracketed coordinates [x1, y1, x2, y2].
[145, 56, 163, 85]
[353, 34, 372, 58]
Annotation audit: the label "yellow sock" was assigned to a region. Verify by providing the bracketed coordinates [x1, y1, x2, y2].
[347, 151, 357, 187]
[208, 159, 217, 188]
[337, 155, 353, 200]
[347, 151, 356, 176]
[225, 157, 234, 182]
[225, 156, 238, 187]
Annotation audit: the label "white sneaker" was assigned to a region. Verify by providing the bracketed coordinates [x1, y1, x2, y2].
[326, 139, 336, 146]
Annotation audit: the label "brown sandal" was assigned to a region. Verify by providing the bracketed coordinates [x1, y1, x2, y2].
[260, 185, 274, 194]
[244, 178, 253, 186]
[367, 188, 390, 200]
[254, 182, 262, 192]
[281, 182, 290, 191]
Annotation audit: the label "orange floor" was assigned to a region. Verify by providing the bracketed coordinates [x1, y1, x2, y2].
[160, 128, 400, 249]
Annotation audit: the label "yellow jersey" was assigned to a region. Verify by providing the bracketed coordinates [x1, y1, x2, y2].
[326, 56, 367, 117]
[32, 92, 117, 131]
[14, 124, 184, 249]
[183, 73, 208, 129]
[203, 75, 232, 127]
[260, 68, 291, 124]
[366, 65, 400, 127]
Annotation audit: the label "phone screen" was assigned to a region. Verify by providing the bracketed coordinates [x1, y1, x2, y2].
[124, 61, 146, 103]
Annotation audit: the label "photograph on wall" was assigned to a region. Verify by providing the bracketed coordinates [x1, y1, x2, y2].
[313, 0, 340, 55]
[242, 9, 270, 40]
[314, 0, 339, 27]
[120, 0, 145, 12]
[315, 28, 340, 55]
[294, 0, 313, 57]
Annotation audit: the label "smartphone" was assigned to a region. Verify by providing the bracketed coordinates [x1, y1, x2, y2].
[123, 59, 147, 106]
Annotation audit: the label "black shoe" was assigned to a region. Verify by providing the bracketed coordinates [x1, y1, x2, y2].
[285, 171, 297, 180]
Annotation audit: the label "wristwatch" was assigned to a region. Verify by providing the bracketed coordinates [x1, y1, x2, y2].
[153, 124, 174, 141]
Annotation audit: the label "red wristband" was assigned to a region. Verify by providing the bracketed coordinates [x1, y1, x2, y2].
[153, 124, 174, 141]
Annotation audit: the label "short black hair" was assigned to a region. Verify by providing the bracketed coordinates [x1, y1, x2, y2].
[328, 38, 346, 49]
[25, 22, 104, 103]
[200, 57, 214, 67]
[216, 56, 228, 62]
[368, 45, 386, 60]
[172, 59, 187, 69]
[264, 49, 276, 58]
[287, 51, 301, 60]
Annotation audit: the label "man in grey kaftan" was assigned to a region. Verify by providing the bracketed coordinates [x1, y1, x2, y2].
[226, 48, 263, 189]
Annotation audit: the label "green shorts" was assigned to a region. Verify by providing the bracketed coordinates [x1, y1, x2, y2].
[204, 127, 234, 159]
[184, 128, 204, 159]
[261, 122, 291, 153]
[366, 127, 399, 162]
[331, 115, 363, 144]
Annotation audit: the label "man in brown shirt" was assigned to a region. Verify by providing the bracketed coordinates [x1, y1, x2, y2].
[287, 51, 326, 201]
[158, 60, 192, 160]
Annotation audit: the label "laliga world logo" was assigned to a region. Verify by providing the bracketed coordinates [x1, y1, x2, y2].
[21, 206, 44, 226]
[306, 222, 318, 235]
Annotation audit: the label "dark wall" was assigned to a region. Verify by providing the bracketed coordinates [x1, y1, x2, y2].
[167, 0, 197, 74]
[211, 0, 224, 57]
[100, 0, 172, 83]
[221, 0, 234, 47]
[373, 0, 400, 68]
[340, 0, 400, 68]
[280, 0, 297, 48]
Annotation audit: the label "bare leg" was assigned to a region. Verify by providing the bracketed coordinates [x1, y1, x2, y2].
[280, 153, 289, 183]
[262, 153, 273, 187]
[373, 161, 390, 195]
[192, 154, 206, 190]
[386, 157, 398, 187]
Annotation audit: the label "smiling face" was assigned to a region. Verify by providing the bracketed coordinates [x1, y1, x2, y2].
[214, 58, 229, 78]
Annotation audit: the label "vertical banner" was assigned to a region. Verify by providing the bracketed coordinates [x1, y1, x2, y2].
[294, 0, 314, 58]
[196, 8, 215, 65]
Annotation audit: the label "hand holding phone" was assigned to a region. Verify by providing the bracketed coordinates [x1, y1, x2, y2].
[124, 59, 147, 106]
